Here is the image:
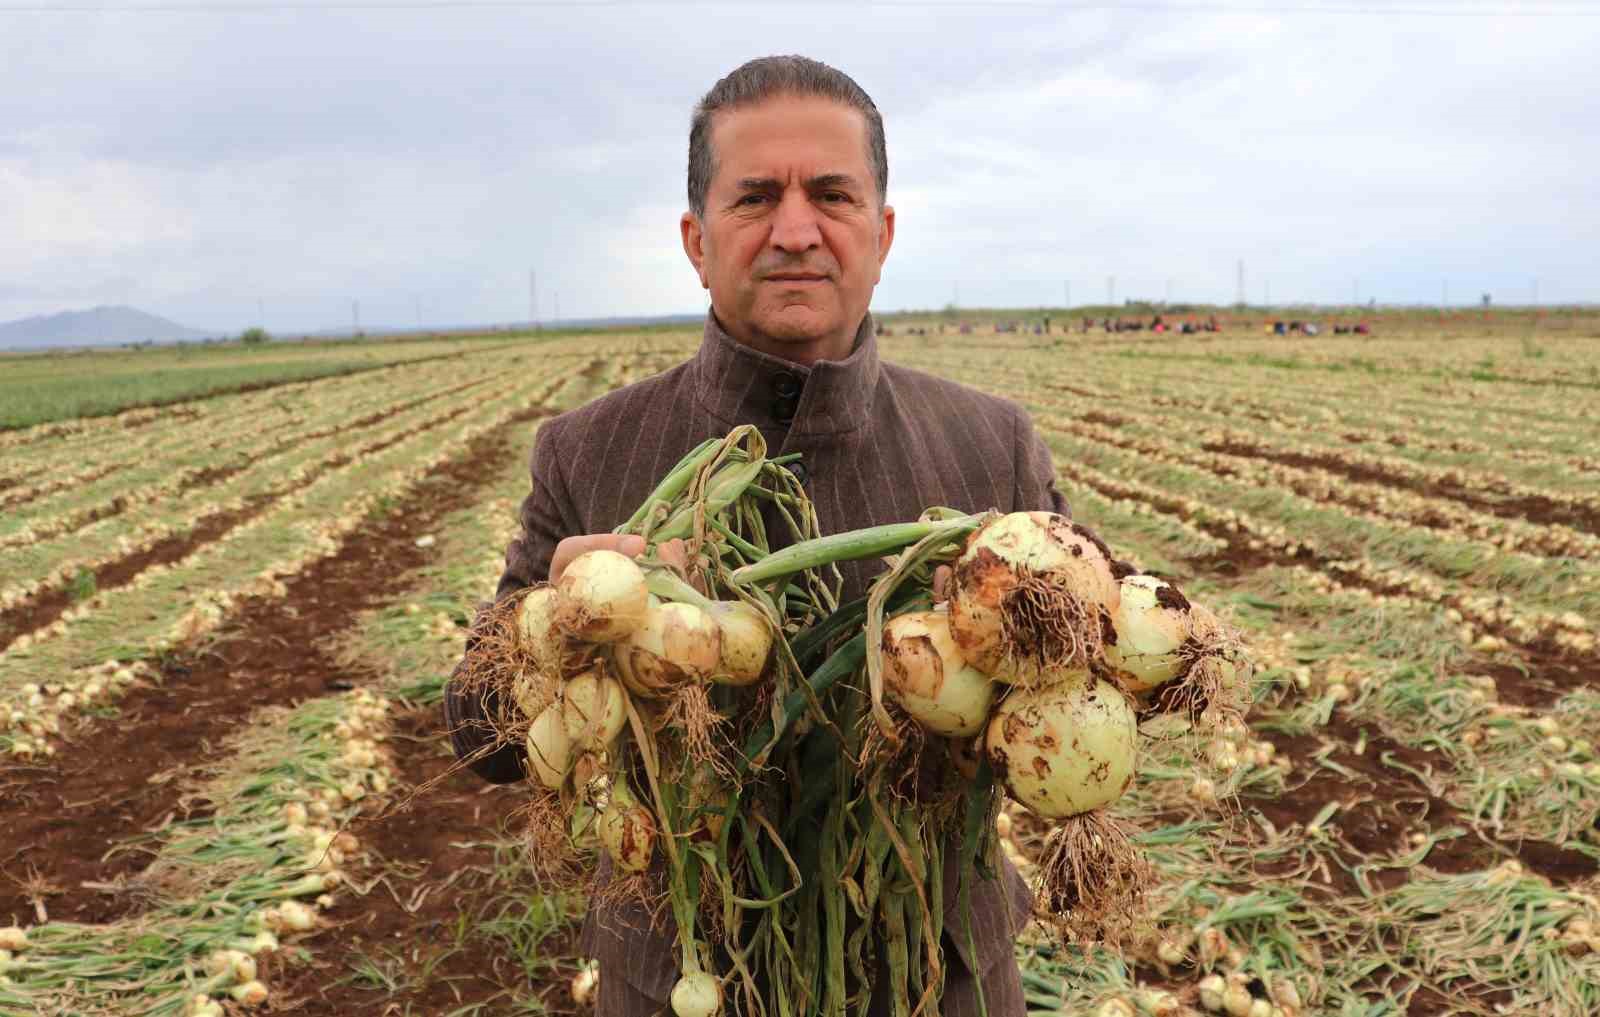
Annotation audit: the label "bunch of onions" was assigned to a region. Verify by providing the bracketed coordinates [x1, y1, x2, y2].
[947, 512, 1121, 686]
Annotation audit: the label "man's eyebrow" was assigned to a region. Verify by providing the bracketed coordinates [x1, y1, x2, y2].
[732, 174, 863, 191]
[807, 173, 861, 191]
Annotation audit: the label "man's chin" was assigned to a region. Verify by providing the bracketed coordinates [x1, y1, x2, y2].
[752, 308, 841, 345]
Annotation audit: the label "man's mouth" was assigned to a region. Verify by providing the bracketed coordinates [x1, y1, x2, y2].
[765, 274, 828, 283]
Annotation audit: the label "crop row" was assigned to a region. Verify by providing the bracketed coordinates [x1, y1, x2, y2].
[901, 343, 1597, 499]
[895, 341, 1598, 493]
[0, 374, 520, 638]
[1046, 410, 1600, 563]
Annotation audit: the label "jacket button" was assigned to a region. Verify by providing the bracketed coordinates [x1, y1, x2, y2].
[787, 460, 809, 486]
[772, 396, 799, 424]
[772, 372, 802, 398]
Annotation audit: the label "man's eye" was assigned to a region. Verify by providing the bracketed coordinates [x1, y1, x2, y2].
[737, 194, 768, 206]
[821, 192, 849, 203]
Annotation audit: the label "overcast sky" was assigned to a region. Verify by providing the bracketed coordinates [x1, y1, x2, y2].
[2, 1, 1596, 333]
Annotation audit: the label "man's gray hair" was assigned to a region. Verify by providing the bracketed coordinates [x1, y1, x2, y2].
[687, 55, 887, 218]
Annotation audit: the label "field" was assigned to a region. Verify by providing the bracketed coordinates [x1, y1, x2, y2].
[1, 311, 1597, 1016]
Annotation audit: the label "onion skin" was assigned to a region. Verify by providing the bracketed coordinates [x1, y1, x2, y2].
[596, 784, 656, 872]
[555, 550, 650, 643]
[985, 674, 1137, 819]
[948, 512, 1121, 685]
[613, 601, 721, 697]
[707, 601, 772, 686]
[524, 702, 573, 788]
[1104, 574, 1192, 692]
[881, 610, 998, 737]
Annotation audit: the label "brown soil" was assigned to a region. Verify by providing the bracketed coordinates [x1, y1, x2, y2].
[1202, 440, 1600, 538]
[1247, 717, 1466, 898]
[1247, 712, 1596, 894]
[269, 706, 583, 1015]
[0, 394, 493, 649]
[0, 404, 551, 927]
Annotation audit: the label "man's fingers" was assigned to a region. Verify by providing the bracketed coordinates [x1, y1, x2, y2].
[550, 533, 646, 584]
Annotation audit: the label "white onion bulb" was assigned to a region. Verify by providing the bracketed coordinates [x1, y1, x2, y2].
[948, 512, 1120, 685]
[560, 668, 628, 751]
[613, 601, 721, 697]
[1104, 574, 1192, 692]
[985, 673, 1136, 819]
[881, 610, 998, 736]
[555, 550, 650, 643]
[524, 702, 573, 788]
[670, 971, 723, 1017]
[706, 601, 772, 686]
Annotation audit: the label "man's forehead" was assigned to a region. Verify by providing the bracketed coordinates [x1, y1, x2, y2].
[709, 95, 871, 177]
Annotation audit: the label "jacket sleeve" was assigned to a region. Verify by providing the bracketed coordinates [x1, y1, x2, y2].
[444, 420, 577, 785]
[1013, 406, 1071, 518]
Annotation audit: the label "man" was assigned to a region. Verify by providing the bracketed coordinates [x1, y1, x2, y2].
[445, 55, 1070, 1016]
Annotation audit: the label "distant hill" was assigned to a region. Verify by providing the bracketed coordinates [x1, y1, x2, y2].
[0, 306, 216, 350]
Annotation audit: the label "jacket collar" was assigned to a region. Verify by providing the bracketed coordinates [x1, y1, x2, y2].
[692, 311, 880, 437]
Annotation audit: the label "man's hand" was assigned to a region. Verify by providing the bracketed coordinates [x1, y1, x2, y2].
[549, 534, 646, 584]
[549, 535, 691, 585]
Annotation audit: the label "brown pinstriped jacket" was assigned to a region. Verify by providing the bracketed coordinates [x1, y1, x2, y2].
[445, 312, 1071, 1016]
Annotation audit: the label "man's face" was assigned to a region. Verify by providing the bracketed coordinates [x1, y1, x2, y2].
[682, 94, 895, 362]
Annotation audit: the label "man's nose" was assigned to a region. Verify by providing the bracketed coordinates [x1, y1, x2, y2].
[769, 190, 821, 253]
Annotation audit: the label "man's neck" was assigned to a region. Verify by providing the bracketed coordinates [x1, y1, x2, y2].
[715, 312, 862, 366]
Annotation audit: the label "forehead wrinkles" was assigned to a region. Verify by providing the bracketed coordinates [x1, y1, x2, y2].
[707, 99, 873, 190]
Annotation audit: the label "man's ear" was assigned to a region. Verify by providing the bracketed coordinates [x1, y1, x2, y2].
[681, 212, 710, 289]
[873, 203, 896, 283]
